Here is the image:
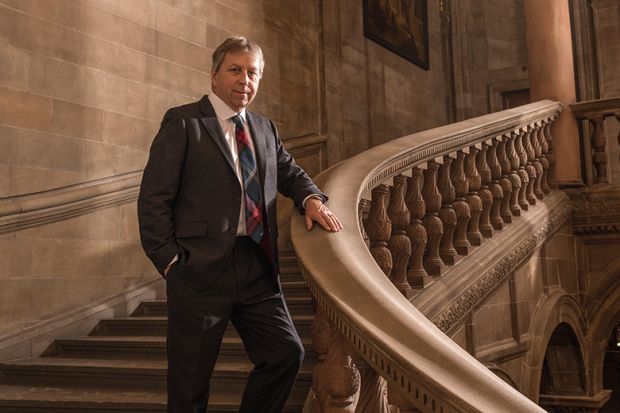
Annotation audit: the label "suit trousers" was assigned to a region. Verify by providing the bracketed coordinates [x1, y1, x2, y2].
[165, 236, 304, 413]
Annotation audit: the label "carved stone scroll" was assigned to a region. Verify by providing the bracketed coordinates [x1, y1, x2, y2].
[365, 185, 393, 277]
[451, 150, 471, 255]
[354, 359, 389, 413]
[476, 145, 494, 238]
[438, 156, 457, 265]
[405, 167, 430, 287]
[387, 175, 412, 295]
[465, 147, 483, 246]
[487, 140, 504, 230]
[422, 161, 443, 276]
[312, 306, 360, 412]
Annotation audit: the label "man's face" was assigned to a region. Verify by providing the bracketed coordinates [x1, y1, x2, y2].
[211, 51, 261, 112]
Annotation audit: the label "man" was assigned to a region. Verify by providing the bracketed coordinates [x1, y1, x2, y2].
[138, 37, 342, 413]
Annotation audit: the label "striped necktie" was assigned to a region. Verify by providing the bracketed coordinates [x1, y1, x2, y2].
[231, 115, 264, 244]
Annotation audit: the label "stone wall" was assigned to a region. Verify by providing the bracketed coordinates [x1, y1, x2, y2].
[0, 0, 454, 338]
[0, 0, 327, 337]
[449, 223, 584, 400]
[450, 0, 529, 119]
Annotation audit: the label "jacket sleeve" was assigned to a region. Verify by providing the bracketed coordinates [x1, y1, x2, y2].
[271, 120, 328, 212]
[137, 109, 187, 275]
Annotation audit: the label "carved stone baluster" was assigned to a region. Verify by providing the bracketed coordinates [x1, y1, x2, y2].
[312, 306, 360, 412]
[590, 116, 607, 183]
[538, 122, 551, 194]
[405, 167, 430, 287]
[465, 147, 483, 246]
[422, 161, 443, 276]
[364, 185, 393, 277]
[476, 145, 494, 238]
[496, 136, 513, 224]
[523, 127, 538, 205]
[487, 139, 504, 230]
[438, 156, 457, 265]
[451, 150, 471, 255]
[514, 130, 530, 211]
[450, 150, 471, 255]
[505, 134, 522, 216]
[544, 122, 556, 188]
[387, 175, 412, 295]
[531, 126, 545, 200]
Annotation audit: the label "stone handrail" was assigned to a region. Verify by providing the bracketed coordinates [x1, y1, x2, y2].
[571, 96, 620, 185]
[291, 100, 562, 412]
[0, 171, 142, 234]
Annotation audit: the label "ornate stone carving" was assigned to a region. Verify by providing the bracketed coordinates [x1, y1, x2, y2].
[312, 306, 361, 412]
[544, 122, 556, 188]
[405, 167, 430, 287]
[387, 175, 412, 295]
[365, 185, 393, 277]
[438, 156, 458, 265]
[422, 161, 444, 276]
[465, 147, 483, 246]
[433, 201, 573, 333]
[476, 145, 494, 238]
[451, 150, 471, 255]
[354, 359, 389, 413]
[590, 116, 608, 183]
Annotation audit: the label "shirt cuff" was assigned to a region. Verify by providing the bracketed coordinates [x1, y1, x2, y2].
[167, 254, 179, 268]
[302, 194, 323, 209]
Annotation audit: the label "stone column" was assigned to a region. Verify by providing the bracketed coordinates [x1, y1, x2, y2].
[524, 0, 583, 186]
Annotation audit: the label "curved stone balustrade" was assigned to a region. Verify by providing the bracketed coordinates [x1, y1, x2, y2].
[571, 96, 620, 185]
[291, 100, 562, 412]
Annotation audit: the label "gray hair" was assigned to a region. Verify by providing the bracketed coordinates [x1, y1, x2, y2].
[211, 37, 265, 75]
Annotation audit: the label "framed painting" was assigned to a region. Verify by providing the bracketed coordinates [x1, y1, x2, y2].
[363, 0, 429, 70]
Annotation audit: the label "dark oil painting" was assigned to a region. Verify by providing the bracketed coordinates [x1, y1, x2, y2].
[364, 0, 429, 70]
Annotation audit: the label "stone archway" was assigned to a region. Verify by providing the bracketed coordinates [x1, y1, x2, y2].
[521, 289, 589, 404]
[538, 323, 587, 411]
[585, 258, 620, 412]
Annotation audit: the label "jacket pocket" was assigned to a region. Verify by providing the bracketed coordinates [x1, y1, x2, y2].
[175, 221, 208, 238]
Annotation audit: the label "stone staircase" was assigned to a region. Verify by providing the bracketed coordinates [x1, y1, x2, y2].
[0, 252, 314, 412]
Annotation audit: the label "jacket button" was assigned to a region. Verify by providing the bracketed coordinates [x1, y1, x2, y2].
[229, 228, 236, 234]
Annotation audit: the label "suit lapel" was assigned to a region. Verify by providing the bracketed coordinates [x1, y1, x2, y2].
[246, 111, 267, 187]
[198, 96, 236, 174]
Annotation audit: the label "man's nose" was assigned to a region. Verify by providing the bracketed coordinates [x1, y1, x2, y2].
[239, 71, 250, 84]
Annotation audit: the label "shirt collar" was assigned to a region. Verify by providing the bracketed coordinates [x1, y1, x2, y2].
[208, 93, 247, 123]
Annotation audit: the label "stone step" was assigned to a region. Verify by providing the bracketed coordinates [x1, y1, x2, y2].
[92, 315, 314, 338]
[46, 336, 315, 362]
[133, 295, 313, 317]
[0, 357, 312, 396]
[0, 385, 304, 412]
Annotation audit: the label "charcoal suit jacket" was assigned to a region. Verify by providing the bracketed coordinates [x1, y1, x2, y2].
[137, 95, 326, 290]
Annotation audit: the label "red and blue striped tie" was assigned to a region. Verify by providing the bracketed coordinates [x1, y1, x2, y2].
[232, 115, 264, 244]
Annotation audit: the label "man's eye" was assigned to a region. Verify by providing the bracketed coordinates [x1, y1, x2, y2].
[229, 68, 240, 73]
[248, 71, 257, 78]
